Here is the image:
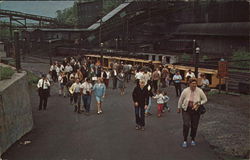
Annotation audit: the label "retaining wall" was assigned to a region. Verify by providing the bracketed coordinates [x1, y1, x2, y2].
[0, 70, 33, 156]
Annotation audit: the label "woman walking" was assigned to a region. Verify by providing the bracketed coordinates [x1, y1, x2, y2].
[117, 70, 125, 95]
[92, 78, 106, 114]
[177, 78, 207, 148]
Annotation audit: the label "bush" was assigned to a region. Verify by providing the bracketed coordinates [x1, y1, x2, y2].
[181, 53, 192, 62]
[201, 55, 209, 62]
[0, 66, 15, 80]
[231, 49, 250, 69]
[27, 71, 39, 86]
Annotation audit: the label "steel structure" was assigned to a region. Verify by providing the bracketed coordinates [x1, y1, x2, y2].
[0, 9, 59, 39]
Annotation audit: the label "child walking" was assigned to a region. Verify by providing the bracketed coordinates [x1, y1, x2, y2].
[162, 90, 170, 112]
[153, 90, 165, 117]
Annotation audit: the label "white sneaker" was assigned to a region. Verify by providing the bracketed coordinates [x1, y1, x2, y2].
[182, 141, 188, 148]
[191, 140, 196, 146]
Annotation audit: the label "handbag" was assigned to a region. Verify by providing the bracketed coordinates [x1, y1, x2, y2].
[198, 105, 206, 115]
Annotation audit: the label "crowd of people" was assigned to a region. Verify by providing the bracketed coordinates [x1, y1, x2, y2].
[37, 55, 209, 148]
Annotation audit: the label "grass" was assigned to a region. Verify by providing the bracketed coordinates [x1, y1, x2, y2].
[0, 66, 15, 80]
[26, 71, 39, 87]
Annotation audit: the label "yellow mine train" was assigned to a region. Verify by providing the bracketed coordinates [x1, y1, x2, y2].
[84, 54, 225, 88]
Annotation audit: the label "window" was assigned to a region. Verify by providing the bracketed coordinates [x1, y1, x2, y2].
[159, 56, 162, 61]
[152, 55, 155, 61]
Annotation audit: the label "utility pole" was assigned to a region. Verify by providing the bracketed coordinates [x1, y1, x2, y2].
[49, 40, 52, 65]
[194, 46, 200, 78]
[14, 30, 21, 72]
[192, 39, 196, 67]
[100, 42, 104, 66]
[99, 16, 103, 66]
[115, 38, 118, 50]
[126, 18, 129, 51]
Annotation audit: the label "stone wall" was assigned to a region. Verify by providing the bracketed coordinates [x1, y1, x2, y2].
[0, 70, 33, 156]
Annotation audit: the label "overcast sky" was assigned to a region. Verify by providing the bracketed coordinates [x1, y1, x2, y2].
[0, 1, 74, 17]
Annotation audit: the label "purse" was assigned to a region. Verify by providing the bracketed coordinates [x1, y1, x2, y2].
[198, 105, 206, 115]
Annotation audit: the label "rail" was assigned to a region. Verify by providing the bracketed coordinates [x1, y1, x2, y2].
[0, 9, 57, 23]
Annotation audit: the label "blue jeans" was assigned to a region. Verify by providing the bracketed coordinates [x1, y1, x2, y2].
[145, 97, 152, 113]
[82, 94, 91, 112]
[135, 105, 145, 126]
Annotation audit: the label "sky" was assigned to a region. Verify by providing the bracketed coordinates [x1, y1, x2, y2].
[0, 1, 75, 18]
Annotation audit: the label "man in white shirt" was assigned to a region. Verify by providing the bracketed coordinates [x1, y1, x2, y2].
[185, 69, 196, 85]
[81, 78, 93, 114]
[64, 63, 73, 79]
[37, 74, 50, 110]
[58, 63, 65, 73]
[185, 69, 196, 79]
[69, 78, 82, 113]
[173, 71, 182, 96]
[50, 63, 58, 82]
[135, 70, 143, 86]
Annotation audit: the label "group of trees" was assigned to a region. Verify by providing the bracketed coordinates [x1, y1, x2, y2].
[180, 48, 250, 70]
[56, 2, 78, 26]
[231, 49, 250, 69]
[55, 0, 123, 26]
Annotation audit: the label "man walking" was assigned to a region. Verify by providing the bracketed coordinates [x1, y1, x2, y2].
[173, 71, 182, 96]
[132, 80, 149, 131]
[37, 74, 50, 110]
[111, 68, 118, 89]
[81, 78, 93, 115]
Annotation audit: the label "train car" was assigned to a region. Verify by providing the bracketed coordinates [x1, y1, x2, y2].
[167, 64, 225, 88]
[135, 52, 178, 64]
[84, 54, 161, 69]
[84, 54, 224, 88]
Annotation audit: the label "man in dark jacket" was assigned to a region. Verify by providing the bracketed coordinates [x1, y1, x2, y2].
[132, 80, 149, 131]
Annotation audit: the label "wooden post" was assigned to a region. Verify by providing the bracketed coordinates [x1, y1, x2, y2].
[218, 59, 228, 94]
[225, 77, 229, 94]
[219, 77, 222, 94]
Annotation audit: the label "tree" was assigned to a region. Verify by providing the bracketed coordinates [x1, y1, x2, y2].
[56, 2, 78, 26]
[231, 49, 250, 69]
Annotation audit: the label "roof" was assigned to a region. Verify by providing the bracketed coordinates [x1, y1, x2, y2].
[32, 28, 89, 32]
[174, 22, 250, 37]
[23, 2, 131, 33]
[87, 2, 131, 31]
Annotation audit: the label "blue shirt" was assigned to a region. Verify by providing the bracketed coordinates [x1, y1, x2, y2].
[93, 83, 106, 97]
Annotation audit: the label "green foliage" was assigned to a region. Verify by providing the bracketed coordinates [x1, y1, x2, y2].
[26, 71, 39, 86]
[103, 0, 123, 14]
[201, 55, 209, 62]
[231, 49, 250, 69]
[56, 2, 78, 25]
[0, 27, 11, 39]
[0, 66, 15, 80]
[55, 0, 124, 25]
[207, 89, 219, 96]
[181, 53, 192, 62]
